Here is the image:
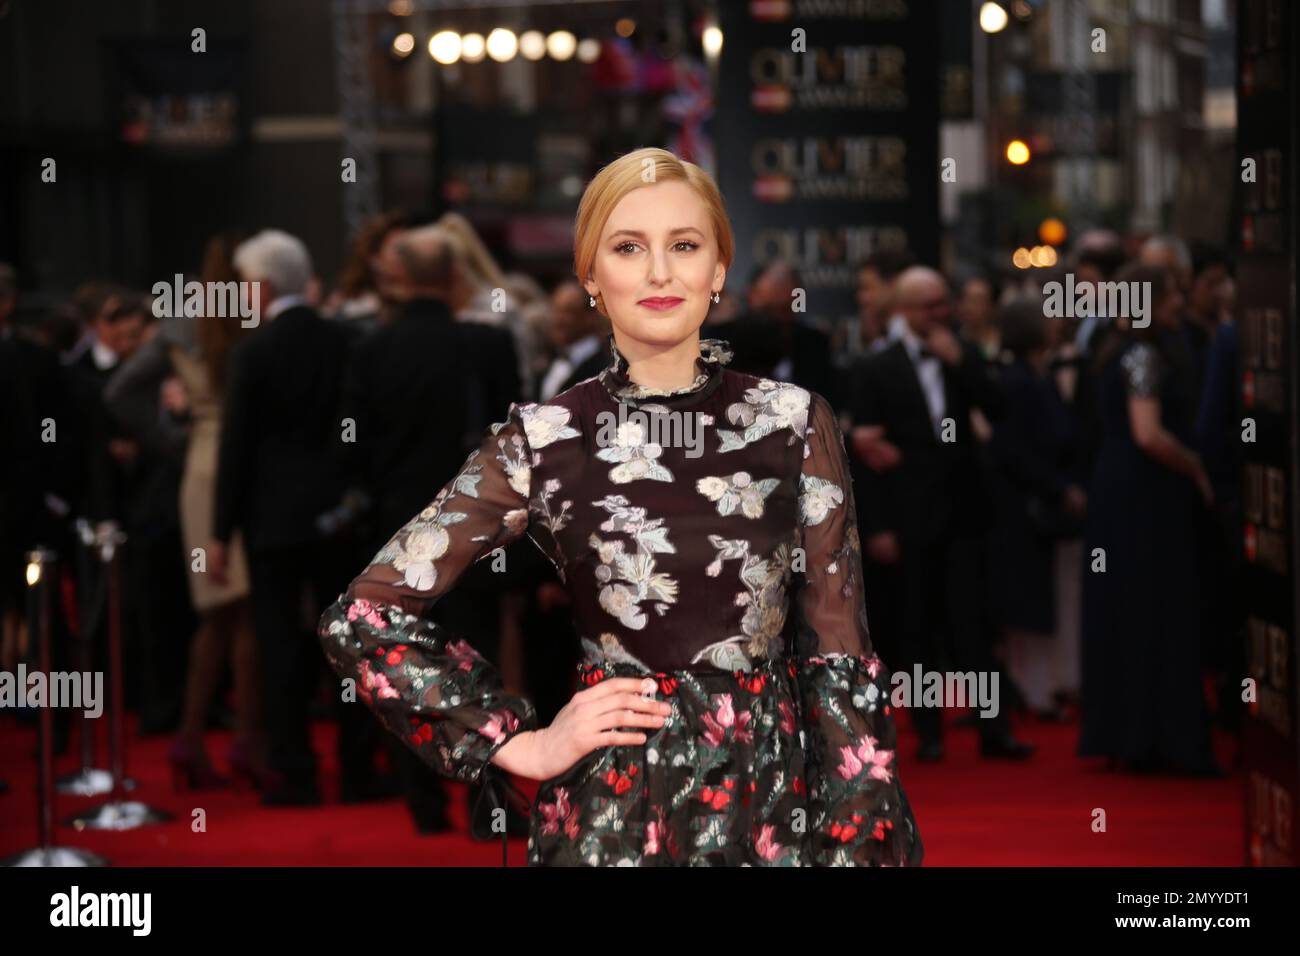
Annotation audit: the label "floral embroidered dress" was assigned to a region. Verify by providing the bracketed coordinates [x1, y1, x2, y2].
[318, 335, 923, 866]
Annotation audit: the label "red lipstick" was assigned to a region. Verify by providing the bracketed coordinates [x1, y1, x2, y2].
[638, 296, 685, 311]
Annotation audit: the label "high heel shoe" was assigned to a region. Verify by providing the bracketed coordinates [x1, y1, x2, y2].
[167, 737, 229, 791]
[226, 738, 281, 792]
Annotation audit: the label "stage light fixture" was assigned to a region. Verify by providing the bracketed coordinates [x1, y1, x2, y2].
[1012, 247, 1032, 269]
[391, 32, 415, 58]
[577, 38, 601, 63]
[546, 30, 577, 61]
[429, 30, 462, 64]
[520, 30, 546, 60]
[702, 25, 724, 57]
[616, 18, 636, 38]
[462, 32, 486, 63]
[487, 28, 519, 62]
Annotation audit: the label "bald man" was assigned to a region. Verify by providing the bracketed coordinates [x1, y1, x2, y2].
[847, 267, 1033, 763]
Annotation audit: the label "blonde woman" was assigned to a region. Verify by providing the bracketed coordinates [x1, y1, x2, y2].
[318, 147, 923, 866]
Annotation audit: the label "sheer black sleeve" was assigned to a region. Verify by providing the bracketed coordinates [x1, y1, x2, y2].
[790, 391, 924, 865]
[317, 403, 539, 783]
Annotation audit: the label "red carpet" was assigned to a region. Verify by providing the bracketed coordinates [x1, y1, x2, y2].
[0, 710, 1243, 866]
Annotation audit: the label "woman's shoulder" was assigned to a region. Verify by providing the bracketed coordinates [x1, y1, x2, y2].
[1116, 339, 1162, 396]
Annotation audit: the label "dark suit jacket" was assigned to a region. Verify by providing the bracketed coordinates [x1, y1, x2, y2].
[337, 297, 521, 536]
[848, 337, 1003, 546]
[67, 348, 137, 524]
[1, 331, 80, 561]
[214, 305, 359, 552]
[535, 339, 612, 404]
[711, 313, 840, 410]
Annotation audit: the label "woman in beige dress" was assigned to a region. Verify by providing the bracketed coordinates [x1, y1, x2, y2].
[118, 232, 270, 789]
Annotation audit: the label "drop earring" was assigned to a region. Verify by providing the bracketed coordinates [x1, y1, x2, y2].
[589, 295, 596, 307]
[711, 291, 720, 303]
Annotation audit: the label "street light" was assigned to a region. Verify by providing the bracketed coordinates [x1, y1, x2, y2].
[979, 2, 1009, 33]
[1005, 139, 1031, 165]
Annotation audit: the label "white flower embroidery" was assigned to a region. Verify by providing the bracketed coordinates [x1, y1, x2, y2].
[798, 475, 845, 527]
[518, 402, 581, 449]
[371, 504, 468, 592]
[717, 381, 810, 453]
[596, 420, 674, 484]
[589, 495, 678, 629]
[696, 536, 793, 663]
[695, 471, 780, 519]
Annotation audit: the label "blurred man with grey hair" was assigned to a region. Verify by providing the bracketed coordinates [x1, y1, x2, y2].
[214, 228, 382, 806]
[230, 228, 314, 322]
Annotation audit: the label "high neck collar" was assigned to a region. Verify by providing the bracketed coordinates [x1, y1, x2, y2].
[598, 333, 733, 408]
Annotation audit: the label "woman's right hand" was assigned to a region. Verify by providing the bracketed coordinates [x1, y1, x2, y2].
[491, 677, 671, 781]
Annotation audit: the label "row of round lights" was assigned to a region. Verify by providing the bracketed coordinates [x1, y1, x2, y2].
[1012, 245, 1058, 269]
[393, 29, 600, 64]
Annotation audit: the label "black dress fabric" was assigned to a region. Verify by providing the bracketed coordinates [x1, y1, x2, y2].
[1078, 336, 1216, 771]
[318, 335, 923, 865]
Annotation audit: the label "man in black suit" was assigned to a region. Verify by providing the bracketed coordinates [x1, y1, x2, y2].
[212, 229, 375, 806]
[1, 294, 92, 756]
[712, 262, 839, 408]
[848, 266, 1033, 763]
[535, 280, 611, 402]
[338, 223, 529, 835]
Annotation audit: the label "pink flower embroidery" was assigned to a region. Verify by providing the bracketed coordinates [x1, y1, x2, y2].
[360, 664, 399, 700]
[479, 709, 519, 745]
[856, 735, 894, 783]
[346, 598, 387, 630]
[645, 818, 665, 855]
[754, 824, 783, 861]
[836, 744, 863, 780]
[537, 787, 573, 837]
[777, 700, 797, 735]
[446, 639, 479, 671]
[733, 708, 754, 745]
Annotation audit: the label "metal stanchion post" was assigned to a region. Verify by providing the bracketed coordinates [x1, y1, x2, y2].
[56, 518, 116, 797]
[65, 522, 172, 831]
[2, 548, 107, 866]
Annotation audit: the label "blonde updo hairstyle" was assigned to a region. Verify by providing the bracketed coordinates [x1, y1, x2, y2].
[573, 147, 734, 319]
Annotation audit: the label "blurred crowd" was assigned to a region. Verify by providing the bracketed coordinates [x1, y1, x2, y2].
[0, 218, 1242, 836]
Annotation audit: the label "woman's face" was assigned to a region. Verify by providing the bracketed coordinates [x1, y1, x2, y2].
[583, 179, 726, 351]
